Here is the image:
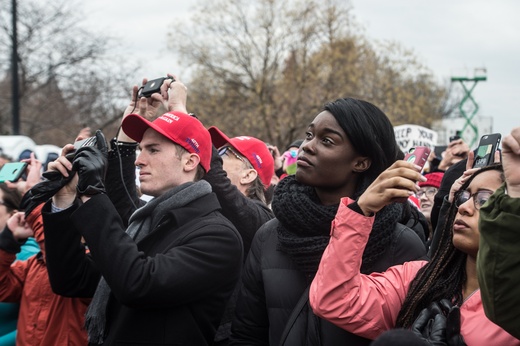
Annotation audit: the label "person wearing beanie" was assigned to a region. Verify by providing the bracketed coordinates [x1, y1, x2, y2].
[417, 171, 444, 243]
[38, 77, 243, 345]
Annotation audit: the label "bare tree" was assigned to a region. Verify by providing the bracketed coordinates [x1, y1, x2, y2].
[0, 0, 137, 145]
[169, 0, 451, 148]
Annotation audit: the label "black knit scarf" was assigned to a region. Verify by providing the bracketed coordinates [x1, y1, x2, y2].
[272, 175, 403, 279]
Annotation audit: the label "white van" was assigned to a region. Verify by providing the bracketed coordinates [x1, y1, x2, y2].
[0, 135, 37, 161]
[0, 136, 61, 167]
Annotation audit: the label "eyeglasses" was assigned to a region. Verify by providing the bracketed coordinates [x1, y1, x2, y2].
[218, 146, 245, 163]
[416, 187, 438, 199]
[454, 190, 494, 210]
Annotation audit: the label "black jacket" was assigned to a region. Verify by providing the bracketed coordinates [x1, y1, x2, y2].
[230, 218, 426, 346]
[203, 146, 275, 344]
[204, 146, 274, 256]
[43, 191, 243, 345]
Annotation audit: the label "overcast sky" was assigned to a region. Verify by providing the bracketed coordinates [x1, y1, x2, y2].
[80, 0, 520, 142]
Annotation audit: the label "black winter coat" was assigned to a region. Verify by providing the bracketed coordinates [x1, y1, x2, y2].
[43, 192, 243, 345]
[203, 146, 275, 344]
[203, 146, 274, 257]
[230, 218, 426, 346]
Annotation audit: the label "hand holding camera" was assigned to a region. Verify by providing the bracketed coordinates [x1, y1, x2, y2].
[72, 130, 108, 196]
[65, 136, 98, 162]
[123, 74, 187, 121]
[438, 138, 470, 171]
[138, 76, 175, 98]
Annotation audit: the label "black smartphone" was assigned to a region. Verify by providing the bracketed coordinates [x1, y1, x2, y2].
[138, 76, 174, 98]
[472, 133, 501, 168]
[449, 135, 460, 142]
[404, 146, 431, 171]
[449, 130, 462, 143]
[66, 136, 98, 161]
[0, 162, 28, 183]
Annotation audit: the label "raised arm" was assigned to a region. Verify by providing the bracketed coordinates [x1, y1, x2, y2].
[478, 126, 520, 339]
[310, 160, 428, 339]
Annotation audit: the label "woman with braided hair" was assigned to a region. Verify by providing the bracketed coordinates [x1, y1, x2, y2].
[310, 160, 520, 345]
[229, 97, 427, 345]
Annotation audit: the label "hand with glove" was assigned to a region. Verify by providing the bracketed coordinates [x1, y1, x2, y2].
[445, 304, 466, 346]
[411, 299, 466, 346]
[72, 130, 108, 197]
[436, 299, 466, 346]
[411, 301, 448, 346]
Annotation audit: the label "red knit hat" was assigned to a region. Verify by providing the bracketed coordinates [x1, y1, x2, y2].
[208, 126, 274, 188]
[418, 172, 444, 189]
[122, 112, 212, 172]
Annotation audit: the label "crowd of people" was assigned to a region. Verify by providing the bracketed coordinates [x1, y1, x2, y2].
[0, 75, 518, 345]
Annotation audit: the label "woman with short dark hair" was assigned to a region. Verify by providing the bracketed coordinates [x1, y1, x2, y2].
[230, 98, 427, 345]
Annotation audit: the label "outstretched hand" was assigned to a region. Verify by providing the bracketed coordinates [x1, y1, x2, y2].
[438, 139, 470, 171]
[5, 152, 42, 195]
[267, 144, 283, 171]
[6, 212, 34, 241]
[356, 160, 426, 216]
[502, 127, 520, 197]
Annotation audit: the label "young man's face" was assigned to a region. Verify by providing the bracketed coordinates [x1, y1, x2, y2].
[135, 129, 189, 197]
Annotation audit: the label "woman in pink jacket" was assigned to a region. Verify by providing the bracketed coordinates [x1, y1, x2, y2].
[310, 159, 519, 345]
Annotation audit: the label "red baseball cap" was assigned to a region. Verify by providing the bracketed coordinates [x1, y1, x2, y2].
[122, 112, 211, 172]
[208, 126, 274, 188]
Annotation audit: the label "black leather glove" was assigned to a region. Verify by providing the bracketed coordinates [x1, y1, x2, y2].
[72, 130, 108, 196]
[411, 301, 448, 346]
[411, 299, 467, 346]
[20, 170, 74, 216]
[445, 305, 466, 346]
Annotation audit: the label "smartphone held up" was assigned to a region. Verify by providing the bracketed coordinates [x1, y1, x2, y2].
[138, 76, 174, 98]
[404, 146, 431, 172]
[0, 162, 28, 183]
[65, 136, 98, 161]
[449, 130, 462, 143]
[472, 133, 501, 168]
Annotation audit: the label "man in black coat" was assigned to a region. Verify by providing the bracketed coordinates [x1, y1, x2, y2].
[101, 78, 274, 346]
[203, 128, 276, 345]
[41, 104, 243, 345]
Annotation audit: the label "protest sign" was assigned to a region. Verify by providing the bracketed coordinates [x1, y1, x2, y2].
[394, 124, 438, 153]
